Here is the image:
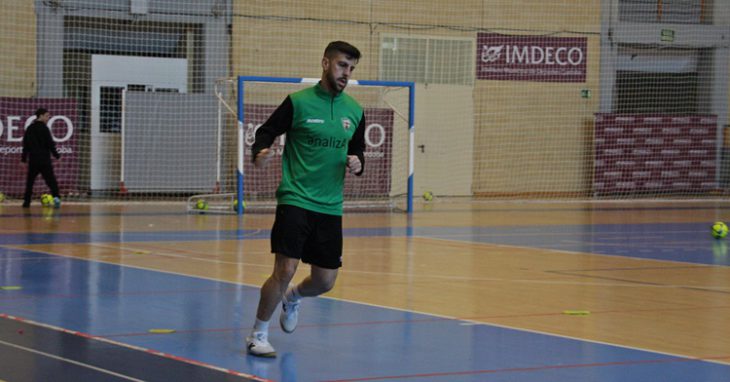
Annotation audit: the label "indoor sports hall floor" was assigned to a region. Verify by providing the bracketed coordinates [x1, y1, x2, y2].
[0, 199, 729, 381]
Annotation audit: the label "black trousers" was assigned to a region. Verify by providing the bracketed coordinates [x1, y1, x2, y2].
[23, 162, 59, 204]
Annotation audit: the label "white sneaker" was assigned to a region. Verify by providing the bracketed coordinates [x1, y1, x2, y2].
[246, 331, 276, 358]
[279, 296, 300, 333]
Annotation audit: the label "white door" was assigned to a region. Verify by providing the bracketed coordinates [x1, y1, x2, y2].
[90, 55, 187, 192]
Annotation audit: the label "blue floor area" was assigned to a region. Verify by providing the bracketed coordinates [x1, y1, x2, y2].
[1, 244, 728, 381]
[2, 221, 728, 266]
[409, 222, 730, 266]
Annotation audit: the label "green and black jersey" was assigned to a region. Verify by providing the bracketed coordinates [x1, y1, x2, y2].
[252, 82, 366, 216]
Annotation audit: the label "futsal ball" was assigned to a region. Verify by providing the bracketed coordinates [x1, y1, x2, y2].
[0, 192, 5, 203]
[711, 221, 728, 239]
[422, 191, 433, 201]
[40, 194, 54, 206]
[233, 199, 246, 212]
[195, 199, 209, 210]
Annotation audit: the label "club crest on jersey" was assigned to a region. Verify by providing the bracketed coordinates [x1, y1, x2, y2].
[341, 118, 351, 131]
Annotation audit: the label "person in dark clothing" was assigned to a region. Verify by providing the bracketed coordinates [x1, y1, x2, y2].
[21, 108, 61, 208]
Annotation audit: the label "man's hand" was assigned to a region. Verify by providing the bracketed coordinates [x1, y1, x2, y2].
[346, 155, 361, 174]
[254, 148, 274, 168]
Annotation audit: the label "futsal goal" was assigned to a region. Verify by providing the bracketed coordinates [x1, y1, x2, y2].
[187, 76, 415, 214]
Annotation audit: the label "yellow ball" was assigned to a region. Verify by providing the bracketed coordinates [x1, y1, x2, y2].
[40, 194, 54, 206]
[711, 221, 728, 239]
[422, 191, 433, 201]
[233, 199, 246, 212]
[195, 199, 209, 210]
[0, 192, 5, 203]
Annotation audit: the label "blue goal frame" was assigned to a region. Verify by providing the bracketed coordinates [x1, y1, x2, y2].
[236, 76, 415, 215]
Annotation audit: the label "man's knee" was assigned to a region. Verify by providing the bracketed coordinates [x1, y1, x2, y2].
[312, 269, 338, 293]
[272, 254, 298, 283]
[273, 267, 296, 283]
[317, 278, 336, 293]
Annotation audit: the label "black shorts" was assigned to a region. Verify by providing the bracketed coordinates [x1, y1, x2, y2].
[271, 204, 343, 269]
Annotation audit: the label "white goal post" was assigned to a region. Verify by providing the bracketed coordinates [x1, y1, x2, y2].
[188, 76, 415, 214]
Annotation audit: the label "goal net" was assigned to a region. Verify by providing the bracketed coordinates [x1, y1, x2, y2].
[187, 77, 414, 214]
[0, 2, 726, 206]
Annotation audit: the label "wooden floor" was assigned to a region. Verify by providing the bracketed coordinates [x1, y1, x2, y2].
[1, 199, 729, 381]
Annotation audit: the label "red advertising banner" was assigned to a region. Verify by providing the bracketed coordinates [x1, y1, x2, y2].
[0, 98, 79, 197]
[242, 104, 393, 198]
[477, 33, 587, 82]
[593, 114, 717, 195]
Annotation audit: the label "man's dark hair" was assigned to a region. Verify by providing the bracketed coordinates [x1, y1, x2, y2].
[35, 107, 48, 117]
[324, 41, 361, 60]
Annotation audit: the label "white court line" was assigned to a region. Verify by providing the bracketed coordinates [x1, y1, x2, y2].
[0, 314, 269, 382]
[0, 339, 144, 381]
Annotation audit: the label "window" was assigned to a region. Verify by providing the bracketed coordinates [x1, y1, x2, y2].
[614, 46, 702, 114]
[380, 35, 474, 85]
[100, 86, 124, 133]
[619, 0, 710, 24]
[615, 71, 699, 113]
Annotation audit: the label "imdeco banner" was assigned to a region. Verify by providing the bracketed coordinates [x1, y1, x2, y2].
[477, 33, 587, 82]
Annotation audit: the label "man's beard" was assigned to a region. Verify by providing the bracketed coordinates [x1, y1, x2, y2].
[328, 71, 346, 93]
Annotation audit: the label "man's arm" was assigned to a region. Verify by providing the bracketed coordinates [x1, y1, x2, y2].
[46, 126, 60, 159]
[346, 113, 366, 176]
[21, 127, 30, 163]
[251, 96, 293, 166]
